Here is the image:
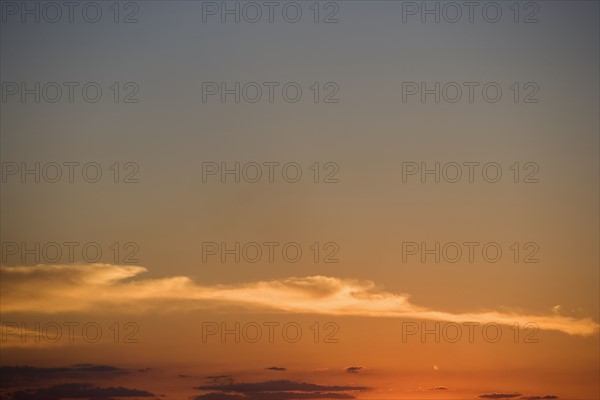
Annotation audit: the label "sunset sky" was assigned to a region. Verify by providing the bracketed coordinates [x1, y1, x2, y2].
[1, 1, 599, 399]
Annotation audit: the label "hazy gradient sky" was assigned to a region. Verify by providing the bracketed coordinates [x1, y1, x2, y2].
[1, 1, 599, 399]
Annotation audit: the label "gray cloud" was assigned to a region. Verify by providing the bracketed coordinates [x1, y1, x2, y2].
[479, 394, 522, 399]
[344, 367, 364, 374]
[0, 365, 127, 388]
[194, 392, 355, 400]
[193, 379, 370, 400]
[206, 375, 235, 384]
[196, 380, 370, 393]
[8, 383, 153, 400]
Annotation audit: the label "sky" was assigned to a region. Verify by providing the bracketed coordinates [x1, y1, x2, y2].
[0, 1, 599, 399]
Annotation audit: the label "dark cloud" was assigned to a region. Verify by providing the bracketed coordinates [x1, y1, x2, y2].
[76, 365, 123, 373]
[194, 379, 370, 400]
[206, 375, 235, 384]
[479, 394, 523, 399]
[194, 394, 246, 400]
[0, 365, 127, 388]
[344, 367, 363, 374]
[521, 396, 559, 400]
[427, 386, 448, 391]
[265, 367, 287, 371]
[8, 382, 153, 400]
[196, 380, 370, 393]
[193, 392, 355, 400]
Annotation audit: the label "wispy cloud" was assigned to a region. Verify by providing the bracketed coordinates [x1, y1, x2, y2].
[427, 386, 448, 391]
[195, 380, 370, 392]
[0, 324, 70, 348]
[8, 383, 153, 400]
[193, 379, 369, 400]
[206, 375, 235, 384]
[0, 365, 127, 388]
[2, 264, 598, 336]
[344, 367, 364, 374]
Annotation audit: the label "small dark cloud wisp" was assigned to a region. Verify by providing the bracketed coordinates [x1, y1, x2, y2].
[0, 364, 127, 388]
[8, 382, 153, 400]
[344, 367, 364, 374]
[479, 394, 523, 399]
[194, 379, 370, 400]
